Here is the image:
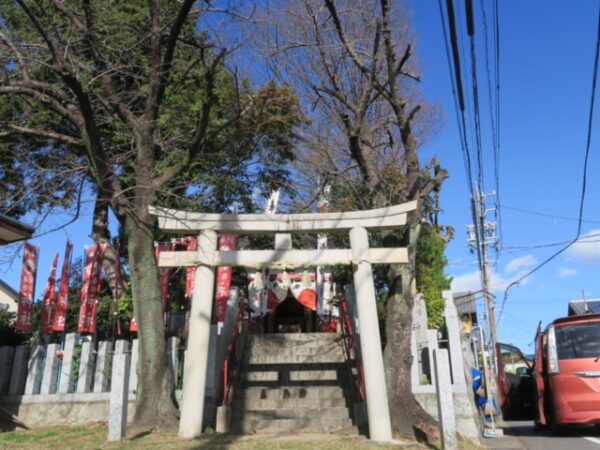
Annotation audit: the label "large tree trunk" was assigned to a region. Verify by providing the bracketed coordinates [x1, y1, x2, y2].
[125, 205, 179, 432]
[92, 197, 127, 298]
[383, 222, 438, 439]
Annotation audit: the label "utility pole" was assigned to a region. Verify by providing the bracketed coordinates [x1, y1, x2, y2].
[468, 185, 499, 352]
[468, 184, 501, 424]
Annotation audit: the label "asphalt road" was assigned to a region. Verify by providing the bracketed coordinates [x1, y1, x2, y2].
[484, 420, 600, 450]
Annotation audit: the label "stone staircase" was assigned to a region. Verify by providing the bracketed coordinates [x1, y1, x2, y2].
[230, 333, 359, 434]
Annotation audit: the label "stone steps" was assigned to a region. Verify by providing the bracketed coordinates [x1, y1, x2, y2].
[232, 406, 351, 420]
[245, 333, 342, 343]
[243, 349, 345, 364]
[232, 396, 349, 410]
[238, 385, 347, 401]
[232, 332, 358, 435]
[231, 417, 357, 434]
[243, 368, 340, 383]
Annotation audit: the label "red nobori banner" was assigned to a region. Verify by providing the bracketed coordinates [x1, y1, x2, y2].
[185, 238, 198, 300]
[155, 242, 174, 312]
[215, 234, 237, 324]
[40, 253, 59, 336]
[52, 240, 73, 332]
[16, 243, 39, 332]
[77, 245, 105, 334]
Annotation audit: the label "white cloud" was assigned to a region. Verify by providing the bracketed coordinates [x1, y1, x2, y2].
[557, 268, 577, 279]
[567, 228, 600, 264]
[451, 255, 537, 294]
[451, 271, 482, 293]
[504, 255, 536, 274]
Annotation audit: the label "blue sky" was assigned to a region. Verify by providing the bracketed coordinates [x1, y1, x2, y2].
[412, 0, 600, 352]
[2, 1, 600, 354]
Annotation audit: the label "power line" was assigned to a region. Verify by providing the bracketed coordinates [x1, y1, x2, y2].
[438, 0, 483, 274]
[481, 0, 503, 249]
[493, 0, 502, 248]
[503, 232, 600, 252]
[465, 0, 485, 190]
[498, 5, 600, 325]
[502, 205, 600, 224]
[449, 232, 600, 265]
[439, 0, 484, 277]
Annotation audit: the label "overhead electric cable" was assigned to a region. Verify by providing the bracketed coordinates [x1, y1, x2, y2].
[498, 5, 600, 325]
[445, 0, 466, 112]
[439, 0, 484, 276]
[440, 0, 484, 273]
[503, 204, 600, 224]
[501, 232, 600, 252]
[481, 0, 503, 248]
[465, 0, 485, 190]
[492, 0, 503, 247]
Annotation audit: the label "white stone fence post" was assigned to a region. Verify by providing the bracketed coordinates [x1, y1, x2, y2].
[0, 334, 141, 398]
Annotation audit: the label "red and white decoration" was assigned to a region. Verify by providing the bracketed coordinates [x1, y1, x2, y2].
[52, 240, 73, 332]
[16, 243, 39, 332]
[40, 253, 59, 336]
[248, 270, 318, 317]
[215, 234, 237, 325]
[77, 245, 105, 334]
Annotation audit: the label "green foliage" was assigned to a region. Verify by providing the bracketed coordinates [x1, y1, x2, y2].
[0, 311, 29, 346]
[0, 0, 304, 346]
[416, 223, 451, 328]
[0, 1, 305, 219]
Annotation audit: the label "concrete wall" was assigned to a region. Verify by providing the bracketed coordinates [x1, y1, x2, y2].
[1, 393, 136, 426]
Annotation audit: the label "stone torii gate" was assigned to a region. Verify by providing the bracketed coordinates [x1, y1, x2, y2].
[149, 200, 417, 442]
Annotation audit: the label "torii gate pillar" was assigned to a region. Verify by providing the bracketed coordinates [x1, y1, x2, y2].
[179, 230, 218, 438]
[151, 200, 417, 441]
[350, 227, 392, 442]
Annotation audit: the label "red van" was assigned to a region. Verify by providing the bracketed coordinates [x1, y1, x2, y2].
[533, 313, 600, 432]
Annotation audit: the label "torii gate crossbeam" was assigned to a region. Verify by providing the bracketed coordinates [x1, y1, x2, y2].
[149, 201, 418, 442]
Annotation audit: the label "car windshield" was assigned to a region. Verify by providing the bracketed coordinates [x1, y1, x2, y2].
[555, 321, 600, 359]
[499, 343, 530, 374]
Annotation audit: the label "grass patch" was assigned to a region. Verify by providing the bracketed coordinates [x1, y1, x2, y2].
[0, 423, 434, 450]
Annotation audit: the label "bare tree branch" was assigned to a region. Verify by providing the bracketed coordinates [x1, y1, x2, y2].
[0, 85, 80, 125]
[0, 125, 82, 147]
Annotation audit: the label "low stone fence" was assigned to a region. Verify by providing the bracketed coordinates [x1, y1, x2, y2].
[411, 290, 481, 444]
[0, 289, 240, 428]
[0, 336, 171, 426]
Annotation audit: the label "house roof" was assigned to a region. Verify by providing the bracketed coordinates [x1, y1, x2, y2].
[453, 291, 478, 315]
[0, 215, 34, 245]
[568, 299, 600, 316]
[0, 279, 17, 301]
